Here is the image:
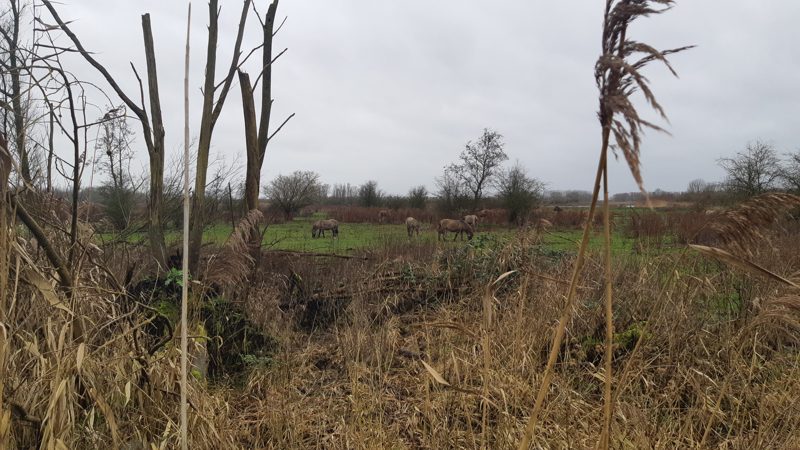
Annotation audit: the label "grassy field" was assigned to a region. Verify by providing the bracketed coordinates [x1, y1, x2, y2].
[100, 214, 643, 255]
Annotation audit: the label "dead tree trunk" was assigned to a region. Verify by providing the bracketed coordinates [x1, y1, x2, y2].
[42, 0, 168, 267]
[141, 14, 168, 268]
[5, 0, 30, 182]
[239, 0, 293, 255]
[0, 134, 10, 313]
[187, 0, 220, 274]
[239, 71, 261, 217]
[46, 105, 54, 192]
[0, 134, 8, 206]
[187, 0, 251, 275]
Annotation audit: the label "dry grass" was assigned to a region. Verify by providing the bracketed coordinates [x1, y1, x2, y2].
[228, 225, 800, 448]
[1, 204, 800, 448]
[549, 209, 588, 229]
[202, 209, 263, 287]
[706, 193, 800, 255]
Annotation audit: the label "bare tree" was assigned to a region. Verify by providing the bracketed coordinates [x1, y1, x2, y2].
[449, 128, 508, 207]
[95, 106, 138, 230]
[682, 178, 712, 206]
[330, 183, 357, 204]
[686, 178, 706, 196]
[435, 167, 468, 214]
[781, 150, 800, 194]
[265, 170, 322, 219]
[358, 180, 382, 207]
[0, 0, 107, 291]
[0, 0, 32, 182]
[496, 162, 545, 225]
[718, 140, 782, 198]
[239, 0, 294, 252]
[27, 31, 92, 263]
[163, 147, 239, 230]
[42, 1, 170, 266]
[187, 0, 252, 275]
[408, 185, 428, 209]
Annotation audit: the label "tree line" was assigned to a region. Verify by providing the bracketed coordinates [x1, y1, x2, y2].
[263, 128, 547, 225]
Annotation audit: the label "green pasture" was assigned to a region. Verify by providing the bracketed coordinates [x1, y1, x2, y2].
[100, 215, 644, 256]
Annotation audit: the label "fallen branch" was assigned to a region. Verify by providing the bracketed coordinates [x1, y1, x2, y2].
[8, 193, 73, 291]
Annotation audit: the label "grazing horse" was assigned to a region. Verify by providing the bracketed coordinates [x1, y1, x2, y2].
[405, 217, 420, 237]
[312, 219, 339, 238]
[438, 219, 474, 241]
[463, 214, 478, 230]
[378, 209, 390, 224]
[536, 218, 553, 231]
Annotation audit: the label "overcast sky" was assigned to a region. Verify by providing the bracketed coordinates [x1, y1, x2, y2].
[46, 1, 800, 195]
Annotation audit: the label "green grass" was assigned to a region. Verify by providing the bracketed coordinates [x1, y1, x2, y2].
[263, 218, 430, 254]
[98, 215, 647, 256]
[539, 228, 634, 253]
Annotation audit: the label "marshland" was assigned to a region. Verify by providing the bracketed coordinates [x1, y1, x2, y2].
[2, 1, 800, 449]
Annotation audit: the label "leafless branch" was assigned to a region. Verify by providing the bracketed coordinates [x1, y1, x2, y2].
[210, 0, 252, 126]
[272, 15, 287, 36]
[9, 193, 74, 290]
[267, 112, 294, 142]
[251, 47, 287, 92]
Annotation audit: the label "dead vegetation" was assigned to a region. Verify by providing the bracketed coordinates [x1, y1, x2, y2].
[2, 202, 799, 448]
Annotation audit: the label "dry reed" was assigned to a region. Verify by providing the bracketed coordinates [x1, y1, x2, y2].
[518, 2, 691, 448]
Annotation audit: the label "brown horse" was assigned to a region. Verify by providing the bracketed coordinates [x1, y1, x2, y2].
[463, 214, 478, 230]
[312, 219, 339, 238]
[378, 209, 390, 224]
[406, 217, 420, 237]
[438, 219, 473, 241]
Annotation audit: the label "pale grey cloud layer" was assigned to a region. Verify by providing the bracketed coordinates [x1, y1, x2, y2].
[50, 1, 800, 195]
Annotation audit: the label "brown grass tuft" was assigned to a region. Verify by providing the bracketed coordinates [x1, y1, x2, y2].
[202, 209, 263, 287]
[707, 193, 800, 255]
[749, 294, 800, 344]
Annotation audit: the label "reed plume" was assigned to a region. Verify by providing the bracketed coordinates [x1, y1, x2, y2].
[518, 2, 691, 448]
[706, 192, 800, 255]
[203, 209, 264, 287]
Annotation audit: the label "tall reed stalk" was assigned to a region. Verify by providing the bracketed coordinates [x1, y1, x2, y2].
[600, 155, 613, 449]
[518, 2, 691, 448]
[181, 4, 192, 450]
[0, 135, 8, 320]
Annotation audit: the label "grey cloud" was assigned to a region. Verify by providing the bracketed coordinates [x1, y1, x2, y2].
[48, 1, 800, 195]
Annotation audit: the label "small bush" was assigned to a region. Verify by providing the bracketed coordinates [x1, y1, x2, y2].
[625, 210, 667, 239]
[550, 208, 587, 228]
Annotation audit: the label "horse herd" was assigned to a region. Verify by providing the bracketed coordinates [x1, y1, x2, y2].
[311, 215, 479, 241]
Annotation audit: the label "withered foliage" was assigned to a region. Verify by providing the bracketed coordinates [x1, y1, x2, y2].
[707, 192, 800, 255]
[595, 0, 693, 195]
[203, 209, 263, 287]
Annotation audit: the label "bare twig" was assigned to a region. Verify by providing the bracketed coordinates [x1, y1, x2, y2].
[267, 112, 295, 142]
